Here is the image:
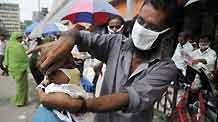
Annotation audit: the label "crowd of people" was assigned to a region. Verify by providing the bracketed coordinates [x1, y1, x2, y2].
[0, 0, 218, 122]
[172, 32, 217, 91]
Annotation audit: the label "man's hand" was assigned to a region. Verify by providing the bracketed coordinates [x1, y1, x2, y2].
[27, 35, 75, 74]
[192, 59, 207, 65]
[191, 59, 201, 65]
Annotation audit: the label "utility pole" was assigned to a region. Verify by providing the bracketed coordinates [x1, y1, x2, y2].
[38, 0, 40, 12]
[126, 0, 134, 20]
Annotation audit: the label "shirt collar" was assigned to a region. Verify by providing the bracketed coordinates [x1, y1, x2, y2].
[133, 47, 162, 63]
[199, 48, 210, 55]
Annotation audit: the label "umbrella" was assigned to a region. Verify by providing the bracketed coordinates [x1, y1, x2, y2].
[42, 23, 68, 36]
[29, 0, 72, 38]
[24, 22, 38, 33]
[62, 0, 119, 26]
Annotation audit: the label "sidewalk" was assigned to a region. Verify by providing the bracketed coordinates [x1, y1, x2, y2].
[0, 74, 38, 122]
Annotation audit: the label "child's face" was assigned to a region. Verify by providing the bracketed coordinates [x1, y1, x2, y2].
[48, 70, 70, 84]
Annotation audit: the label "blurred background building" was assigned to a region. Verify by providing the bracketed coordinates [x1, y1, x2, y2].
[0, 1, 21, 35]
[32, 7, 48, 22]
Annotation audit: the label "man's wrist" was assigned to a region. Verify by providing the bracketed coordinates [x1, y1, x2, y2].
[78, 97, 87, 113]
[61, 31, 78, 45]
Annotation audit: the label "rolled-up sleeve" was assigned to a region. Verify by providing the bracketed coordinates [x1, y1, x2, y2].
[121, 60, 177, 113]
[77, 31, 122, 62]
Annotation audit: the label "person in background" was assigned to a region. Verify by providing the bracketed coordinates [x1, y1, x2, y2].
[96, 16, 132, 95]
[28, 0, 180, 121]
[4, 32, 29, 107]
[29, 37, 44, 85]
[186, 35, 217, 106]
[94, 15, 126, 97]
[189, 34, 217, 90]
[172, 31, 194, 74]
[0, 33, 7, 75]
[69, 21, 97, 92]
[107, 15, 125, 34]
[22, 35, 39, 50]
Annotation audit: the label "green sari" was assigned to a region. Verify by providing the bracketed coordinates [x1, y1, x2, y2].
[4, 32, 29, 106]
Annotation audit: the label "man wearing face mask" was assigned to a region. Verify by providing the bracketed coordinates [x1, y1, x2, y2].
[191, 35, 216, 68]
[189, 35, 217, 89]
[28, 0, 180, 122]
[185, 35, 217, 105]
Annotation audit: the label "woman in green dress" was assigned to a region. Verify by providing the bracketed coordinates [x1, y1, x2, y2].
[4, 32, 29, 106]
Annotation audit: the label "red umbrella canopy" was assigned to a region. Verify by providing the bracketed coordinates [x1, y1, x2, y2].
[62, 0, 120, 26]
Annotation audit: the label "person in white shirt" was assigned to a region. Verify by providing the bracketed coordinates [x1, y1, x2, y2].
[189, 35, 217, 89]
[191, 35, 217, 71]
[22, 37, 38, 50]
[0, 33, 7, 75]
[172, 32, 193, 74]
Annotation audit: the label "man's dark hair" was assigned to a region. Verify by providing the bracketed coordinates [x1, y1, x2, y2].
[200, 34, 211, 42]
[108, 15, 125, 25]
[143, 0, 183, 26]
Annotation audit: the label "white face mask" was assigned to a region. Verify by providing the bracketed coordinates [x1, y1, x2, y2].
[107, 25, 124, 34]
[131, 20, 169, 50]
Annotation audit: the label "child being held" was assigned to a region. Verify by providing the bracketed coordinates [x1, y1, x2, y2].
[36, 69, 93, 122]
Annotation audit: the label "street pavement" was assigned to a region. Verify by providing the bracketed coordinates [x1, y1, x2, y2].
[0, 74, 38, 122]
